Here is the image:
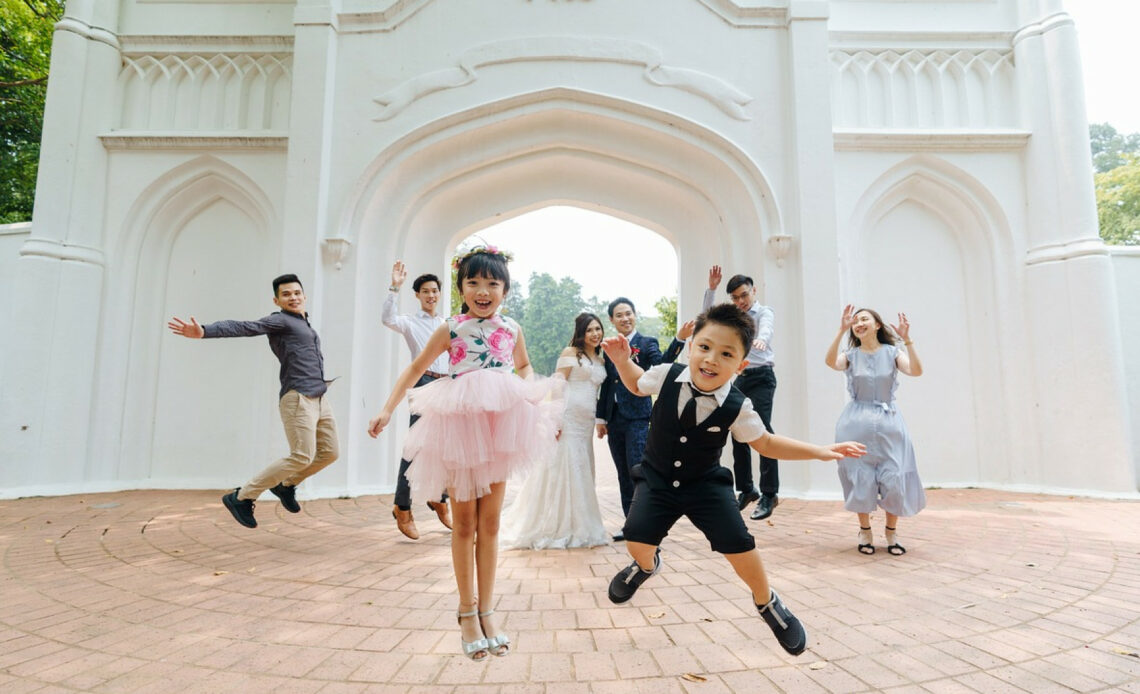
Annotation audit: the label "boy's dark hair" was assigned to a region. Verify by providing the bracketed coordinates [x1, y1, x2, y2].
[272, 273, 303, 296]
[413, 273, 440, 292]
[607, 296, 636, 317]
[456, 250, 510, 313]
[694, 303, 756, 354]
[725, 274, 754, 294]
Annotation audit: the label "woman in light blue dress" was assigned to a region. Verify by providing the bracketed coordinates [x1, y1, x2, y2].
[825, 306, 925, 555]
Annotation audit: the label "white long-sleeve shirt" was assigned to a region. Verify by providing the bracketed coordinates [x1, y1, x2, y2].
[382, 290, 451, 374]
[702, 288, 774, 367]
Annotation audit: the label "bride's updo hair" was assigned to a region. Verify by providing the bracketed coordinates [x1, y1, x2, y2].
[569, 312, 603, 363]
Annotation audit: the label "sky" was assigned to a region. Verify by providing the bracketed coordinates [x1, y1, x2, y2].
[465, 3, 1138, 316]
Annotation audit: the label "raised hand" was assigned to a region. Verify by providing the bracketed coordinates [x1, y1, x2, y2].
[391, 260, 407, 289]
[368, 411, 391, 438]
[601, 334, 632, 363]
[168, 316, 204, 339]
[890, 312, 911, 342]
[676, 319, 696, 340]
[821, 441, 867, 460]
[839, 304, 856, 332]
[708, 265, 723, 291]
[753, 338, 767, 352]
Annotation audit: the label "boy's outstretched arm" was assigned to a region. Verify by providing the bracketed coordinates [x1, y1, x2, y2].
[600, 334, 647, 396]
[751, 434, 866, 462]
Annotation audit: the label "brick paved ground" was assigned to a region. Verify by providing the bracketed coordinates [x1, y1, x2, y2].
[3, 460, 1140, 693]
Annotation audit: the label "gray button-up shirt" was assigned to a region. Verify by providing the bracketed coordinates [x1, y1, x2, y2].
[203, 310, 328, 398]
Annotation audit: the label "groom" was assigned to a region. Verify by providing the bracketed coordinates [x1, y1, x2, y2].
[596, 297, 664, 541]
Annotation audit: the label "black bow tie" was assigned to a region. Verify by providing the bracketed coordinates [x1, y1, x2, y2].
[680, 384, 714, 430]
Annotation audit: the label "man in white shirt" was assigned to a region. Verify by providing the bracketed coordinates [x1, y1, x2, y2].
[704, 266, 780, 520]
[383, 260, 451, 539]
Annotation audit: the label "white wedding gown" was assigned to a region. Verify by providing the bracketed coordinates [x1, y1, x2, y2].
[500, 354, 611, 549]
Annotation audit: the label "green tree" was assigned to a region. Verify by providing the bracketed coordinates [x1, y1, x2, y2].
[1095, 154, 1140, 246]
[1090, 123, 1140, 174]
[520, 273, 592, 375]
[1, 0, 64, 223]
[654, 295, 677, 342]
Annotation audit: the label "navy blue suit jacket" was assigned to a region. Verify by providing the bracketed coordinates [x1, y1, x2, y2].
[596, 333, 681, 423]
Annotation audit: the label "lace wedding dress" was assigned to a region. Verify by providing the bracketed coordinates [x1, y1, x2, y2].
[500, 353, 610, 549]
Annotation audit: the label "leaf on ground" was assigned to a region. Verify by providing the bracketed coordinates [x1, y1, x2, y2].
[804, 529, 813, 534]
[701, 617, 714, 622]
[957, 603, 977, 610]
[649, 611, 667, 619]
[1111, 647, 1139, 658]
[766, 520, 774, 527]
[681, 673, 707, 682]
[213, 570, 228, 576]
[1025, 562, 1037, 567]
[808, 661, 828, 670]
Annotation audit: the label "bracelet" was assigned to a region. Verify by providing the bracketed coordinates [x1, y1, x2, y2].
[904, 340, 913, 345]
[388, 285, 400, 292]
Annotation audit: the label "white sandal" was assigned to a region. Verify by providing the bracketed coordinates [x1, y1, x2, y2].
[478, 609, 511, 656]
[457, 606, 489, 660]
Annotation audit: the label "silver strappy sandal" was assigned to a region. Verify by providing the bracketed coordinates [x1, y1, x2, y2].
[478, 609, 511, 656]
[457, 606, 489, 660]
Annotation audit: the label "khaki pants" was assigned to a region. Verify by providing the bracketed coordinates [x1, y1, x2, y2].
[238, 390, 339, 500]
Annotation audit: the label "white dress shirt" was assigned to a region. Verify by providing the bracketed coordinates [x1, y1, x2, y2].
[637, 364, 769, 442]
[382, 290, 450, 374]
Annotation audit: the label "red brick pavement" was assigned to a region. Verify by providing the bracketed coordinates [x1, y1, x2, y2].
[2, 472, 1140, 692]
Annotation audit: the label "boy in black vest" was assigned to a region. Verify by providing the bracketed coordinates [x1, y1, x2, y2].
[599, 304, 866, 655]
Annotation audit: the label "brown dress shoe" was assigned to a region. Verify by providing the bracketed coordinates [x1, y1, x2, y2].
[427, 499, 452, 530]
[392, 505, 419, 540]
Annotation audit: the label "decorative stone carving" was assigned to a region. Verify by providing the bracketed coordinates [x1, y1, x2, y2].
[118, 54, 293, 131]
[373, 37, 753, 121]
[830, 48, 1015, 128]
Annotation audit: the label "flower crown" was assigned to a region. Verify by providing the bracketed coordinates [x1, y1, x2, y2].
[451, 244, 514, 270]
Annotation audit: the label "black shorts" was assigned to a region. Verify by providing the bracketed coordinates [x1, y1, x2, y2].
[622, 465, 756, 554]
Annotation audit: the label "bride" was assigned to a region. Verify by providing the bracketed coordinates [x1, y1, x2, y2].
[501, 312, 610, 549]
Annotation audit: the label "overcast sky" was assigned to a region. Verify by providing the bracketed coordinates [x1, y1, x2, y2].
[468, 3, 1137, 317]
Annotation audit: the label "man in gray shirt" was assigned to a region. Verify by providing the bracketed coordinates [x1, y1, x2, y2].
[168, 273, 339, 528]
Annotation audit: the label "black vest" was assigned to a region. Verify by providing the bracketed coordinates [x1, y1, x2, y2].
[641, 363, 746, 489]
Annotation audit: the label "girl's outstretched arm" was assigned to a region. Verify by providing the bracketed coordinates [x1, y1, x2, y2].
[368, 324, 450, 437]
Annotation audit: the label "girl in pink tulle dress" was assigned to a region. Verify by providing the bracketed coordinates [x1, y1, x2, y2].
[368, 246, 560, 661]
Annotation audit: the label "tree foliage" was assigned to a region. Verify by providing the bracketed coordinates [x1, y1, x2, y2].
[1095, 154, 1140, 246]
[0, 0, 63, 223]
[1090, 123, 1140, 175]
[654, 295, 677, 341]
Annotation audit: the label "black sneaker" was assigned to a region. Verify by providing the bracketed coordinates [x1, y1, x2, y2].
[222, 488, 257, 528]
[756, 589, 807, 655]
[270, 483, 301, 513]
[607, 549, 661, 604]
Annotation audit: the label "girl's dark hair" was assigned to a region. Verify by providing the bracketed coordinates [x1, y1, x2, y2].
[456, 250, 511, 313]
[847, 308, 897, 348]
[569, 312, 603, 362]
[693, 303, 756, 354]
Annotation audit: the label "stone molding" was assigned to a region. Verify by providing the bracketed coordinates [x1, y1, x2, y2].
[0, 222, 32, 236]
[834, 128, 1030, 152]
[117, 54, 292, 131]
[373, 37, 754, 122]
[99, 132, 289, 150]
[118, 35, 294, 55]
[1025, 238, 1111, 265]
[831, 47, 1016, 129]
[54, 16, 120, 50]
[18, 238, 106, 267]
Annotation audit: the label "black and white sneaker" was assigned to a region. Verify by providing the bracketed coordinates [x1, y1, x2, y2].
[607, 549, 661, 604]
[756, 589, 807, 655]
[270, 483, 301, 513]
[222, 488, 257, 528]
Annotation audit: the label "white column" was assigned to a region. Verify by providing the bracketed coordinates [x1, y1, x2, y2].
[281, 0, 354, 496]
[1014, 5, 1135, 491]
[782, 0, 847, 496]
[0, 1, 121, 493]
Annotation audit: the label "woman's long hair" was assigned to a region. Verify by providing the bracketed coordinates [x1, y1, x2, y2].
[847, 308, 897, 348]
[569, 312, 603, 363]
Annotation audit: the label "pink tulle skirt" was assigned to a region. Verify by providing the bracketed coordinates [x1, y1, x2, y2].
[403, 369, 563, 502]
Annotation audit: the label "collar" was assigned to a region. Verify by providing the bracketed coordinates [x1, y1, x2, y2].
[675, 366, 733, 406]
[624, 330, 640, 342]
[415, 308, 439, 320]
[281, 309, 308, 320]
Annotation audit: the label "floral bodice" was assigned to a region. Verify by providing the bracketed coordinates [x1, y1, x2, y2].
[447, 313, 519, 375]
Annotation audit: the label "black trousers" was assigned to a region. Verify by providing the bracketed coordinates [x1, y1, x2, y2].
[732, 365, 778, 495]
[394, 373, 447, 509]
[623, 465, 756, 554]
[605, 413, 650, 517]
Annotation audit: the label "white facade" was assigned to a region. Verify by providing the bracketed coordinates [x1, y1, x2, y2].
[3, 0, 1136, 500]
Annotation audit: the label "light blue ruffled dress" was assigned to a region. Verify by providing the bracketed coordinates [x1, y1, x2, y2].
[835, 344, 926, 516]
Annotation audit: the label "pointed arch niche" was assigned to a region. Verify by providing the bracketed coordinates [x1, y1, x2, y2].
[91, 156, 282, 487]
[329, 90, 784, 493]
[844, 155, 1023, 489]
